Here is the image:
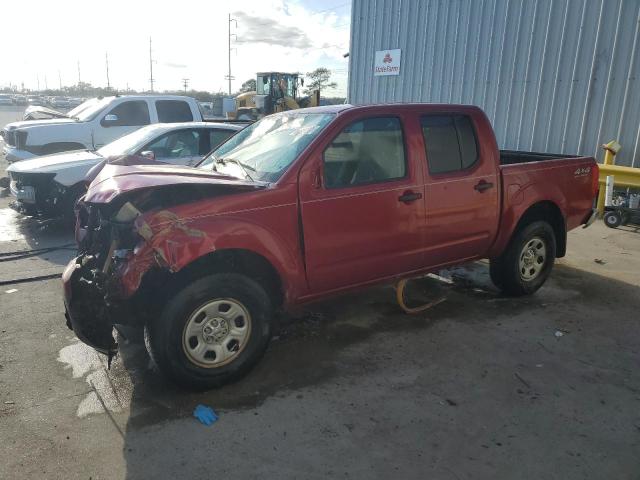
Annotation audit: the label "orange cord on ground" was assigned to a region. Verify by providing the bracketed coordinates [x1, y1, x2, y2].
[395, 278, 447, 314]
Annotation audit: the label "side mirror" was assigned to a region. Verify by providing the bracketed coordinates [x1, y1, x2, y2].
[103, 114, 118, 123]
[140, 150, 155, 160]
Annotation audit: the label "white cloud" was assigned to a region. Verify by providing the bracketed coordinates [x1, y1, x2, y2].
[0, 0, 350, 96]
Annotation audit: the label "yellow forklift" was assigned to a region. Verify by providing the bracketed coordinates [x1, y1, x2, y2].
[230, 72, 320, 120]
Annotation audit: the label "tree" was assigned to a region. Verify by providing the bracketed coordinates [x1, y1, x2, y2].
[240, 78, 256, 93]
[304, 68, 337, 95]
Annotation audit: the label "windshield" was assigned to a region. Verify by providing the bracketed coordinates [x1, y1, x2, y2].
[198, 112, 334, 182]
[97, 125, 164, 157]
[71, 97, 113, 121]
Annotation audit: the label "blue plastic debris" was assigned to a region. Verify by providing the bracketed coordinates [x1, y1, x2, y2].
[194, 404, 218, 426]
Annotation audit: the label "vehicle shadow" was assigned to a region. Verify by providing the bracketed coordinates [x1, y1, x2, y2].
[114, 260, 640, 479]
[615, 224, 640, 234]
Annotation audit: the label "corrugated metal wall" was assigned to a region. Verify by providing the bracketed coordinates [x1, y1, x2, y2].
[348, 0, 640, 167]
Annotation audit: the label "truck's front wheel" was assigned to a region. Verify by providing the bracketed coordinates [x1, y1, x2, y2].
[490, 221, 556, 296]
[146, 273, 273, 390]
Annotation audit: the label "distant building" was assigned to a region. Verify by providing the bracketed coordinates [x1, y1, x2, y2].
[348, 0, 640, 167]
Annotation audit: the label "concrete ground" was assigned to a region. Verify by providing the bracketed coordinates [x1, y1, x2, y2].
[0, 107, 639, 479]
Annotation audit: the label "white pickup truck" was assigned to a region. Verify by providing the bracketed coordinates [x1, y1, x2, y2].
[1, 95, 204, 162]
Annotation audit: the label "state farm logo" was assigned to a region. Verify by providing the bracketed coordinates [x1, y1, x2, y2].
[383, 52, 392, 63]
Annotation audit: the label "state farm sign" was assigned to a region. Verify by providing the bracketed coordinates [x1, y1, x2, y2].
[374, 49, 401, 76]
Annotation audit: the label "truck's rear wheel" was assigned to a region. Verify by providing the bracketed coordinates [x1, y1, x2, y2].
[145, 273, 273, 390]
[604, 211, 622, 228]
[490, 221, 556, 296]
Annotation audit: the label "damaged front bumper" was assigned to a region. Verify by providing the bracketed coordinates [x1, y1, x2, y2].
[61, 200, 159, 364]
[62, 256, 119, 361]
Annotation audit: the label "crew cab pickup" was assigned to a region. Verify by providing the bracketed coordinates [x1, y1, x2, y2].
[62, 104, 599, 389]
[1, 95, 203, 162]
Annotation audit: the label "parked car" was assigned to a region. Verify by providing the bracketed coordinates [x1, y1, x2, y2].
[63, 104, 599, 389]
[27, 95, 45, 106]
[12, 95, 28, 105]
[50, 96, 70, 109]
[2, 95, 205, 162]
[0, 94, 13, 106]
[68, 97, 84, 107]
[7, 122, 241, 217]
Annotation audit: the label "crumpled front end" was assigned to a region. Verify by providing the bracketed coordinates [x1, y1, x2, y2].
[62, 199, 161, 364]
[61, 173, 263, 362]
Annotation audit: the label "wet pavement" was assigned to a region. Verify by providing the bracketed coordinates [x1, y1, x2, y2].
[1, 114, 639, 478]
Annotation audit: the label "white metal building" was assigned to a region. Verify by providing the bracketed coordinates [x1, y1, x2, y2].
[347, 0, 640, 167]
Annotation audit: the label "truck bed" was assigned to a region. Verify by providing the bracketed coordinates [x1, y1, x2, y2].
[500, 150, 578, 166]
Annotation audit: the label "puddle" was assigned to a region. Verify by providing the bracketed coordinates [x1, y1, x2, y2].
[0, 208, 25, 242]
[57, 340, 124, 418]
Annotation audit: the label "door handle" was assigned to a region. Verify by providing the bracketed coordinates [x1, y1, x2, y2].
[474, 180, 494, 192]
[398, 190, 423, 204]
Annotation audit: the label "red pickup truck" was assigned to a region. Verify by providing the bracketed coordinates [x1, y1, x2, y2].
[62, 104, 598, 388]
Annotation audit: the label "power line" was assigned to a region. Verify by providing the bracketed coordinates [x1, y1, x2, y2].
[308, 2, 351, 15]
[232, 3, 350, 30]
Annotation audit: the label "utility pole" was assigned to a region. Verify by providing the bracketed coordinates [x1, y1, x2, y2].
[37, 74, 40, 91]
[182, 78, 190, 93]
[44, 75, 48, 90]
[149, 37, 155, 92]
[58, 70, 62, 90]
[105, 52, 111, 90]
[77, 60, 81, 86]
[226, 14, 237, 95]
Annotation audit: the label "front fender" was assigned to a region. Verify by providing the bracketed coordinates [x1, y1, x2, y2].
[119, 206, 305, 303]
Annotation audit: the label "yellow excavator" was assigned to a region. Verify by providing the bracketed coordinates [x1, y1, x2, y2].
[230, 72, 320, 120]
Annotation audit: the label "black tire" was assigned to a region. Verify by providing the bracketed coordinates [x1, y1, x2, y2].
[489, 221, 556, 296]
[603, 211, 622, 229]
[145, 273, 273, 390]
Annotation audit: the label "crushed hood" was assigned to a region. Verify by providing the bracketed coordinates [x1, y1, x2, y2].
[22, 106, 69, 120]
[85, 164, 266, 204]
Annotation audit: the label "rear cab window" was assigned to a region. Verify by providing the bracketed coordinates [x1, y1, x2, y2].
[421, 115, 478, 174]
[323, 117, 406, 188]
[156, 100, 194, 123]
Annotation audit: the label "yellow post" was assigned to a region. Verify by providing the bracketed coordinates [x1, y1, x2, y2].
[596, 140, 622, 215]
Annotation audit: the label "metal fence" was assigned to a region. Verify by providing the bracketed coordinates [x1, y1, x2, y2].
[348, 0, 640, 166]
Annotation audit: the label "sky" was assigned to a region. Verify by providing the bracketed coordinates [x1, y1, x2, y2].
[0, 0, 351, 96]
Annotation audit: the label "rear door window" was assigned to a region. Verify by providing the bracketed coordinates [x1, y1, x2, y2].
[421, 115, 478, 174]
[156, 100, 194, 123]
[323, 117, 406, 188]
[103, 100, 150, 127]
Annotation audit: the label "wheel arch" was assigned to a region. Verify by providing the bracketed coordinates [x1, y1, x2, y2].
[511, 201, 567, 258]
[142, 248, 285, 312]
